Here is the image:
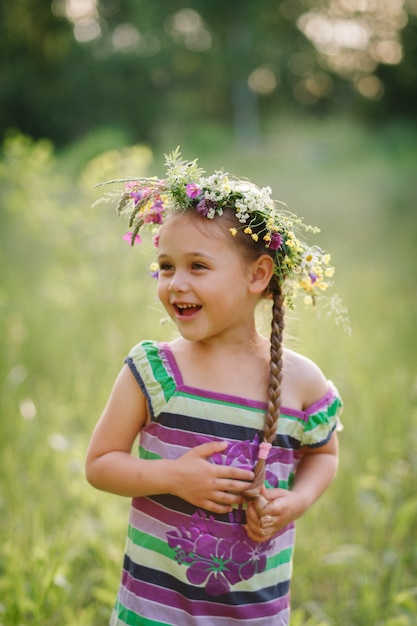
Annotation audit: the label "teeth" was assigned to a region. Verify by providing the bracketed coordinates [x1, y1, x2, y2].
[177, 304, 198, 309]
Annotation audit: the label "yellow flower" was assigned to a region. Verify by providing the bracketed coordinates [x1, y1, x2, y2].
[251, 233, 259, 242]
[323, 253, 331, 265]
[263, 234, 271, 242]
[318, 282, 329, 291]
[286, 239, 295, 248]
[244, 227, 253, 234]
[325, 267, 335, 277]
[300, 278, 314, 291]
[149, 262, 159, 273]
[229, 228, 237, 237]
[303, 295, 313, 306]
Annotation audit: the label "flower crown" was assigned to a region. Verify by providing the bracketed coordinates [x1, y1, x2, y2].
[98, 147, 348, 322]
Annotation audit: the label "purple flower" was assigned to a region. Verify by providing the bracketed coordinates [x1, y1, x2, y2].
[186, 183, 202, 199]
[196, 198, 217, 217]
[269, 232, 283, 250]
[130, 191, 143, 205]
[309, 272, 318, 283]
[128, 185, 151, 206]
[233, 540, 269, 581]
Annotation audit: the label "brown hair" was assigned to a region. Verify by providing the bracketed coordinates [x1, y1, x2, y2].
[243, 284, 284, 517]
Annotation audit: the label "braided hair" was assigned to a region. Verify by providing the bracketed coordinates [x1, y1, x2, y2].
[243, 284, 284, 517]
[211, 208, 286, 518]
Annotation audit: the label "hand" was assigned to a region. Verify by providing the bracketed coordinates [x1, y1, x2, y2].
[245, 485, 305, 542]
[171, 441, 255, 514]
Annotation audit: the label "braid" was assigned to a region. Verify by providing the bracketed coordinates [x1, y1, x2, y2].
[244, 285, 285, 518]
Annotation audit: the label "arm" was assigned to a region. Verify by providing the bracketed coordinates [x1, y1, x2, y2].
[245, 432, 339, 542]
[85, 365, 254, 513]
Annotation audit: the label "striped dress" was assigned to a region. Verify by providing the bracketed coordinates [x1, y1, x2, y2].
[110, 340, 342, 626]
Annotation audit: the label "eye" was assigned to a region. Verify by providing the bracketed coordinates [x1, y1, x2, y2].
[158, 262, 174, 272]
[191, 262, 208, 270]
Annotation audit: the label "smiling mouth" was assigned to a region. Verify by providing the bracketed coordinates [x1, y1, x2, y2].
[174, 304, 202, 317]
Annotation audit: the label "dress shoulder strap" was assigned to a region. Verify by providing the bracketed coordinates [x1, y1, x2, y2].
[125, 340, 176, 421]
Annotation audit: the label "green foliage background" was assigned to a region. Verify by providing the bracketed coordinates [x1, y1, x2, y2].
[1, 118, 417, 625]
[2, 1, 417, 148]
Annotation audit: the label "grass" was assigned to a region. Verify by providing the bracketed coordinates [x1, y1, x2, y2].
[0, 117, 416, 625]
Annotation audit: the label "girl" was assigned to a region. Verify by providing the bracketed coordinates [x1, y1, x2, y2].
[86, 150, 343, 625]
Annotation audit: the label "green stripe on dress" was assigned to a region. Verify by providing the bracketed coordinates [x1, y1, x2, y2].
[127, 526, 177, 561]
[115, 602, 171, 626]
[141, 341, 176, 402]
[303, 397, 341, 433]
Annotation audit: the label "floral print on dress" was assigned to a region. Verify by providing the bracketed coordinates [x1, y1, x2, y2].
[207, 434, 279, 488]
[167, 508, 274, 596]
[166, 435, 275, 595]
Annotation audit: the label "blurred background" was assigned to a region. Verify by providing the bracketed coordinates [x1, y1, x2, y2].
[1, 1, 416, 624]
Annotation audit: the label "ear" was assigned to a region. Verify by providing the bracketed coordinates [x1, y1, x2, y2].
[248, 254, 274, 295]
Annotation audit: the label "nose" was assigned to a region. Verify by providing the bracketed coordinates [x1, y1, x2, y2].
[168, 270, 188, 294]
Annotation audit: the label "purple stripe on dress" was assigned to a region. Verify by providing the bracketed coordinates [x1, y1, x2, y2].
[119, 570, 290, 621]
[140, 424, 216, 455]
[129, 497, 194, 533]
[140, 427, 192, 457]
[128, 496, 296, 555]
[179, 385, 267, 411]
[140, 423, 298, 465]
[304, 384, 338, 415]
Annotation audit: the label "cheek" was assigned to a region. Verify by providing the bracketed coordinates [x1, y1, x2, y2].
[156, 277, 167, 302]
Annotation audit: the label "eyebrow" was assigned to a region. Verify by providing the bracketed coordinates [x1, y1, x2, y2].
[157, 251, 216, 261]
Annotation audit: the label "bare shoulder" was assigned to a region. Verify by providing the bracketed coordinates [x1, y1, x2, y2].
[283, 348, 329, 410]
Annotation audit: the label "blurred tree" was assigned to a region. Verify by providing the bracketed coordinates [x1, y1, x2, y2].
[0, 0, 87, 142]
[1, 0, 416, 149]
[294, 0, 417, 116]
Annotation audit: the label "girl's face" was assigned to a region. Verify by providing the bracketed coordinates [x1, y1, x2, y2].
[156, 212, 261, 345]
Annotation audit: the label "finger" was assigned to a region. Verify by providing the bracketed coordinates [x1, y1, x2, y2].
[244, 524, 270, 543]
[259, 515, 274, 529]
[192, 440, 228, 459]
[245, 502, 259, 524]
[202, 494, 239, 514]
[223, 466, 255, 481]
[217, 478, 255, 493]
[201, 502, 233, 514]
[209, 484, 248, 505]
[211, 475, 255, 491]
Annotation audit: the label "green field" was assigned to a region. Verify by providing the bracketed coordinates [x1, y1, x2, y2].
[1, 118, 416, 625]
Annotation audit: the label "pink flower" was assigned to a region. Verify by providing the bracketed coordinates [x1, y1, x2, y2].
[196, 198, 217, 217]
[269, 232, 283, 250]
[123, 232, 141, 245]
[124, 181, 138, 191]
[143, 199, 164, 224]
[186, 183, 202, 199]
